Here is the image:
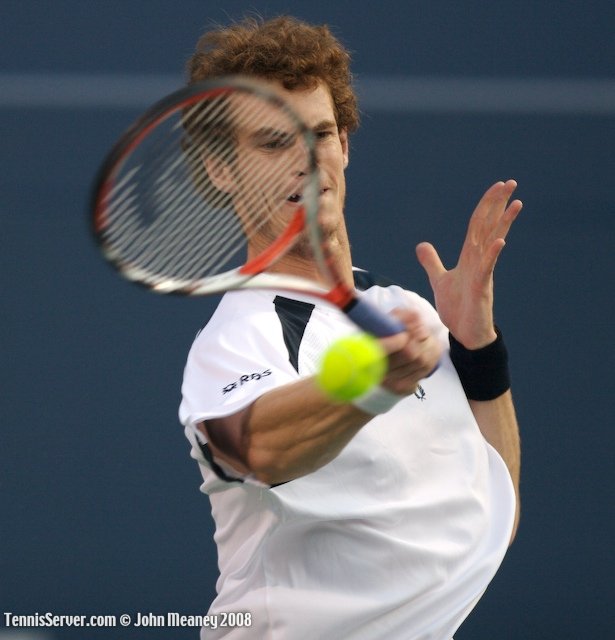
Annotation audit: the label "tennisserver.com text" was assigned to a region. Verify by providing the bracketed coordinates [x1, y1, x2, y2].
[4, 612, 252, 629]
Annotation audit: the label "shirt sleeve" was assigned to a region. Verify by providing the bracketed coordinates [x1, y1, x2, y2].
[178, 304, 302, 486]
[179, 309, 299, 429]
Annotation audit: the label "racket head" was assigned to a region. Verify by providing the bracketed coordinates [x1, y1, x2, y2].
[91, 76, 324, 295]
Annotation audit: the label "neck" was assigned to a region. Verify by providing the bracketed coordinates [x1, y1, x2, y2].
[279, 244, 354, 288]
[249, 226, 355, 290]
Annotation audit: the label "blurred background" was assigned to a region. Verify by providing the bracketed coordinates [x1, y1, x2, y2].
[1, 1, 613, 638]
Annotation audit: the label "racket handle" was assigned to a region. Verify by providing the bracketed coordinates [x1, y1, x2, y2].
[344, 297, 405, 337]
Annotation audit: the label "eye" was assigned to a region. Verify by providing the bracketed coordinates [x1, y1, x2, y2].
[259, 133, 295, 150]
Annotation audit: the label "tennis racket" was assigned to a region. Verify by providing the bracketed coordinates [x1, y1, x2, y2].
[91, 76, 404, 338]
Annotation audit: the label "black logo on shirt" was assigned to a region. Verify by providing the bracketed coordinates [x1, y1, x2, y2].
[414, 384, 426, 401]
[222, 369, 272, 395]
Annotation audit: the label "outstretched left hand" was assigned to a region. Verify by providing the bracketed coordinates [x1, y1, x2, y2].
[416, 180, 523, 350]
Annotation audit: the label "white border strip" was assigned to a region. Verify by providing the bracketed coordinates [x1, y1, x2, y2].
[356, 76, 615, 114]
[0, 73, 181, 108]
[1, 73, 615, 114]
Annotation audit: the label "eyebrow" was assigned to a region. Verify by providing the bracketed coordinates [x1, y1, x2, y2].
[246, 119, 337, 142]
[247, 126, 294, 143]
[251, 126, 289, 137]
[312, 119, 338, 132]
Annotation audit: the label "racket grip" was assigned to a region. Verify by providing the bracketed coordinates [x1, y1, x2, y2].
[344, 297, 405, 337]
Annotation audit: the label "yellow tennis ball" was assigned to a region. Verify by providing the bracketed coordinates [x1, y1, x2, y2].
[317, 333, 387, 402]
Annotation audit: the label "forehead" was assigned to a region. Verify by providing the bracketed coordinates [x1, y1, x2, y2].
[281, 83, 335, 126]
[260, 80, 337, 128]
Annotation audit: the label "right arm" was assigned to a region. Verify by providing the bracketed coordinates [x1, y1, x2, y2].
[201, 310, 441, 485]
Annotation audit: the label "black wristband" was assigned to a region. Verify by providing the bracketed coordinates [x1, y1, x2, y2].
[449, 327, 511, 401]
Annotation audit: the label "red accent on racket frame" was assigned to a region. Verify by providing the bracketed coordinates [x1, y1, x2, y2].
[238, 207, 306, 275]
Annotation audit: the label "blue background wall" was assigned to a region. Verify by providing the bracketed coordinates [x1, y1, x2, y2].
[1, 1, 613, 638]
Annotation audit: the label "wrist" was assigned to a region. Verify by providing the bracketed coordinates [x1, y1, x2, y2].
[454, 327, 498, 351]
[449, 327, 511, 401]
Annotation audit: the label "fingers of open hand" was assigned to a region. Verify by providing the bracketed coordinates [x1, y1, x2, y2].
[415, 242, 446, 289]
[468, 180, 522, 250]
[462, 181, 523, 281]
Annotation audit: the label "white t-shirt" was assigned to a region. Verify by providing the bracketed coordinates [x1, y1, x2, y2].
[179, 272, 516, 640]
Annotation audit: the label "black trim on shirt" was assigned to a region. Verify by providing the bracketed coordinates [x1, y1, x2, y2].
[197, 441, 245, 484]
[352, 269, 401, 291]
[199, 439, 288, 488]
[273, 296, 315, 373]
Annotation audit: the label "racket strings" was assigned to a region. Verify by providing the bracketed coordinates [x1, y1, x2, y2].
[101, 89, 310, 284]
[144, 102, 288, 278]
[159, 96, 275, 275]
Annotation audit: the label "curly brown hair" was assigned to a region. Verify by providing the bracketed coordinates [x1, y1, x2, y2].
[187, 15, 359, 133]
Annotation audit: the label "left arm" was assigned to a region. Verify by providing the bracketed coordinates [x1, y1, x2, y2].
[416, 179, 523, 542]
[469, 391, 521, 542]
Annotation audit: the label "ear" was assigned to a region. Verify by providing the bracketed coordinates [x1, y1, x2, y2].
[340, 129, 349, 168]
[203, 155, 235, 194]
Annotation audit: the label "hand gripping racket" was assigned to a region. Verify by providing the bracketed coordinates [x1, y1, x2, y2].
[91, 76, 404, 338]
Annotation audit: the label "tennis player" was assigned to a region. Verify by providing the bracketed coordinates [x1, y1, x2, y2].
[179, 15, 522, 640]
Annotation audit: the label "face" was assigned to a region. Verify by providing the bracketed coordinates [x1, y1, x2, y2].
[278, 81, 350, 243]
[204, 81, 349, 261]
